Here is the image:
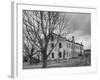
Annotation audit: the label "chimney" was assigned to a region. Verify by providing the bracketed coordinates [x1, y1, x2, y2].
[72, 36, 75, 42]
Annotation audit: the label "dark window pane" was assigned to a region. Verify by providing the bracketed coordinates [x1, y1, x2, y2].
[51, 43, 54, 48]
[58, 52, 62, 58]
[59, 43, 62, 48]
[63, 50, 65, 59]
[51, 35, 54, 41]
[52, 52, 54, 58]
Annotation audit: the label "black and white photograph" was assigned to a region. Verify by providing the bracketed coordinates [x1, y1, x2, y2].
[23, 10, 91, 69]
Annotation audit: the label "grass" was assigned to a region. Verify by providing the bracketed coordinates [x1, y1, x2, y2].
[23, 55, 91, 69]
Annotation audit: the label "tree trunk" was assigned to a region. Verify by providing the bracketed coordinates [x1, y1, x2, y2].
[42, 51, 47, 68]
[29, 56, 32, 65]
[42, 58, 47, 68]
[42, 40, 48, 68]
[28, 54, 33, 65]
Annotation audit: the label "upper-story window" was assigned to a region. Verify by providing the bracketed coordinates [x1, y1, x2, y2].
[67, 43, 69, 48]
[69, 44, 70, 48]
[51, 35, 54, 41]
[59, 42, 62, 48]
[66, 43, 68, 48]
[67, 52, 68, 57]
[51, 43, 54, 49]
[69, 43, 71, 48]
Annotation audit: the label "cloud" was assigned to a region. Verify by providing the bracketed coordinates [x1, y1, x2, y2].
[75, 35, 91, 49]
[64, 12, 91, 49]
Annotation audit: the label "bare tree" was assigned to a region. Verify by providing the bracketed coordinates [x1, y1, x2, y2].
[23, 10, 67, 68]
[23, 37, 41, 65]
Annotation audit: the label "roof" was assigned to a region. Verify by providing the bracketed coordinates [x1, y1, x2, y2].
[52, 33, 83, 46]
[84, 49, 91, 52]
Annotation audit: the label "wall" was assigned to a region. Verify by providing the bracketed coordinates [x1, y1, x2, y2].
[0, 0, 100, 80]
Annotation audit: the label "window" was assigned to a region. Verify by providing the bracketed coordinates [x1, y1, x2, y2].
[67, 44, 68, 48]
[69, 52, 70, 57]
[51, 43, 54, 49]
[59, 42, 62, 48]
[67, 43, 69, 48]
[63, 50, 65, 54]
[58, 52, 62, 58]
[63, 50, 65, 59]
[69, 44, 70, 48]
[66, 43, 67, 48]
[69, 44, 71, 48]
[76, 46, 77, 49]
[52, 52, 54, 58]
[67, 52, 68, 57]
[51, 35, 54, 41]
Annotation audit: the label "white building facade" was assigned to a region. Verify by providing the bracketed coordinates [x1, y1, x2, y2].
[47, 33, 84, 60]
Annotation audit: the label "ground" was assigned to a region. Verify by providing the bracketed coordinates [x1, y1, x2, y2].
[23, 55, 91, 69]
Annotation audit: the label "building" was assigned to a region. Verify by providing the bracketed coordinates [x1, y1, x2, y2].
[84, 49, 91, 56]
[47, 33, 84, 60]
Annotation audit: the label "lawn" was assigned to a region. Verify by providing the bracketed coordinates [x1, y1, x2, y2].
[23, 56, 91, 69]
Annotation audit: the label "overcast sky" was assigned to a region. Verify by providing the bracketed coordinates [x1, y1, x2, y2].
[64, 12, 91, 49]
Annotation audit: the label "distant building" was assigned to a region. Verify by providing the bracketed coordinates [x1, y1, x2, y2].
[84, 49, 91, 55]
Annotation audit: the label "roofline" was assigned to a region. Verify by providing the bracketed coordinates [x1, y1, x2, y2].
[52, 33, 83, 46]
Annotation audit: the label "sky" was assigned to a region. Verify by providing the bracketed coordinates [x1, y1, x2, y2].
[64, 12, 91, 49]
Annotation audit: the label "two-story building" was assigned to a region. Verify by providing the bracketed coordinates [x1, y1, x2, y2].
[47, 33, 84, 60]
